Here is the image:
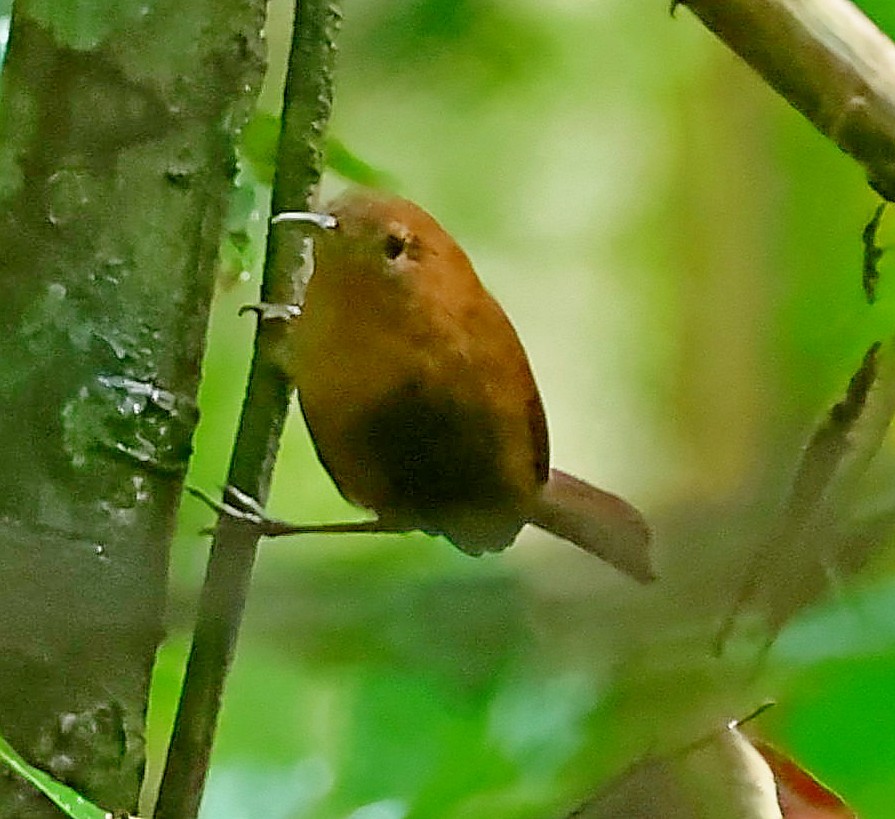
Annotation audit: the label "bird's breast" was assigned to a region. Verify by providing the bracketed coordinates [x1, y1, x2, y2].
[276, 275, 548, 543]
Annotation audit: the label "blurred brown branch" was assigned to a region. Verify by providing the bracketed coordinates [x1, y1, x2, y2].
[719, 338, 895, 645]
[674, 0, 895, 201]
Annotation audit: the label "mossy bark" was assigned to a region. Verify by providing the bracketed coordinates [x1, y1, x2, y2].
[0, 1, 265, 814]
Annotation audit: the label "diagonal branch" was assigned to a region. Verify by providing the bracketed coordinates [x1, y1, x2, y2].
[675, 0, 895, 201]
[717, 336, 895, 647]
[152, 2, 341, 817]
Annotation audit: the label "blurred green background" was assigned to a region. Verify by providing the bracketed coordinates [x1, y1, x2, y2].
[141, 0, 895, 816]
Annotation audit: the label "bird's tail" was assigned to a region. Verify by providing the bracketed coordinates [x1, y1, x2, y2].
[529, 469, 655, 583]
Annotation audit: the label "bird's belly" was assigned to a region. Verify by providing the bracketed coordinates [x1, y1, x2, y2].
[349, 380, 516, 508]
[300, 359, 508, 500]
[294, 349, 533, 546]
[279, 297, 546, 552]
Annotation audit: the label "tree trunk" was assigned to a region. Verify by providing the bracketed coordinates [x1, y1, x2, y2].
[0, 1, 265, 814]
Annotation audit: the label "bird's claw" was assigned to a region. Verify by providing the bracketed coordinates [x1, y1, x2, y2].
[221, 485, 270, 517]
[187, 484, 270, 530]
[188, 485, 416, 539]
[238, 302, 302, 321]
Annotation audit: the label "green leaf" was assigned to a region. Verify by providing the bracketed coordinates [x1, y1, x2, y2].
[325, 137, 397, 190]
[239, 112, 280, 186]
[239, 111, 396, 189]
[0, 731, 114, 819]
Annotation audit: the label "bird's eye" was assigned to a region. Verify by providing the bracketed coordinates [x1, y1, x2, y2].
[384, 233, 406, 260]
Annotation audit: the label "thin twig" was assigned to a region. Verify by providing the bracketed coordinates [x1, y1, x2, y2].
[152, 2, 341, 817]
[716, 337, 895, 650]
[862, 202, 887, 303]
[676, 0, 895, 201]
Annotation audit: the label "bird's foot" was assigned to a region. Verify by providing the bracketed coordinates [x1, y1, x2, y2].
[187, 484, 415, 538]
[238, 302, 302, 321]
[187, 484, 269, 534]
[270, 211, 337, 229]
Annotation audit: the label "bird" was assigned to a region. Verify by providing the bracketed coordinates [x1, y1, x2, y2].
[245, 189, 655, 583]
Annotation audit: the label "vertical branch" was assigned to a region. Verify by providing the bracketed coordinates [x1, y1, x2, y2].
[152, 2, 341, 817]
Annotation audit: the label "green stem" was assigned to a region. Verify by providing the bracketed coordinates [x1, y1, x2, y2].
[152, 2, 341, 817]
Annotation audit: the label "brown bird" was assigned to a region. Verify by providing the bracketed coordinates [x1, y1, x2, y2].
[252, 189, 654, 582]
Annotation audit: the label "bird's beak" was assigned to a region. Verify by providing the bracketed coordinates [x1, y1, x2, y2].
[270, 211, 338, 230]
